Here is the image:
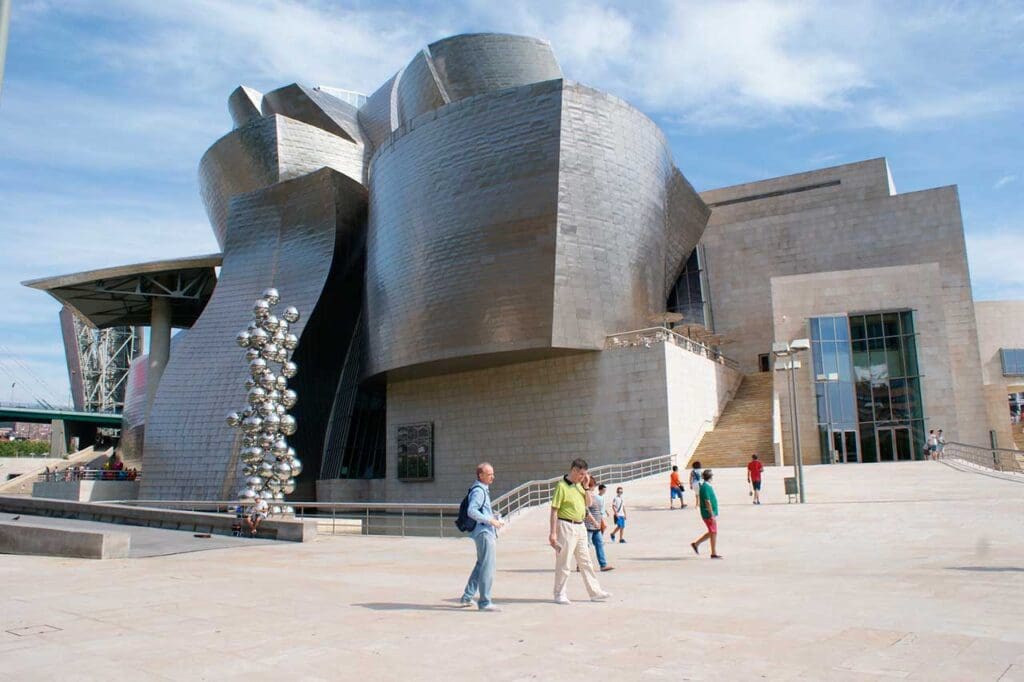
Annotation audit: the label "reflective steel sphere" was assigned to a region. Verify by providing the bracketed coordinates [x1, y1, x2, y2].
[263, 412, 281, 433]
[272, 491, 285, 501]
[257, 462, 274, 478]
[257, 400, 277, 417]
[261, 288, 280, 306]
[253, 299, 271, 319]
[257, 432, 275, 448]
[283, 505, 295, 515]
[236, 330, 252, 348]
[248, 358, 268, 376]
[280, 415, 297, 435]
[282, 306, 299, 323]
[283, 478, 296, 494]
[258, 372, 277, 391]
[245, 348, 261, 362]
[273, 460, 291, 480]
[241, 416, 263, 433]
[238, 488, 257, 502]
[275, 376, 288, 391]
[282, 333, 299, 350]
[225, 411, 241, 428]
[245, 475, 263, 489]
[275, 403, 287, 416]
[246, 387, 267, 405]
[282, 361, 298, 378]
[272, 439, 289, 457]
[281, 389, 298, 408]
[288, 458, 303, 477]
[270, 504, 283, 515]
[250, 327, 269, 348]
[261, 343, 280, 361]
[277, 319, 289, 334]
[267, 389, 282, 402]
[274, 348, 289, 363]
[261, 315, 280, 333]
[242, 464, 256, 477]
[266, 477, 282, 492]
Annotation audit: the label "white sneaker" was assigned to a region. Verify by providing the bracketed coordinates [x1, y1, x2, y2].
[479, 604, 501, 612]
[591, 591, 612, 602]
[554, 594, 572, 605]
[458, 598, 475, 608]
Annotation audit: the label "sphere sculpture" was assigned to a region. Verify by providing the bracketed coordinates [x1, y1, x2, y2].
[226, 288, 301, 515]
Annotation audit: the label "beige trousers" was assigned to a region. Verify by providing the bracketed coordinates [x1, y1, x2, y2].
[553, 520, 602, 598]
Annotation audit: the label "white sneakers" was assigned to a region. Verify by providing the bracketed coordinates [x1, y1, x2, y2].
[554, 592, 612, 604]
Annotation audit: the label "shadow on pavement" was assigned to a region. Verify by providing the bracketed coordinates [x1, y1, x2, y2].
[945, 566, 1024, 572]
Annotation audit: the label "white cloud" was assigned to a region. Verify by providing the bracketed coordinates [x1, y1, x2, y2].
[966, 227, 1024, 301]
[994, 174, 1017, 190]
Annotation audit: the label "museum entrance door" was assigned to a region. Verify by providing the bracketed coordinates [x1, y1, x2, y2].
[875, 426, 913, 462]
[832, 430, 859, 463]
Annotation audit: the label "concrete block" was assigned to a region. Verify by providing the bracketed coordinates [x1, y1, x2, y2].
[0, 521, 130, 559]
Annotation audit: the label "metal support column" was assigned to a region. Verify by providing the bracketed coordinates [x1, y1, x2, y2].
[146, 297, 171, 420]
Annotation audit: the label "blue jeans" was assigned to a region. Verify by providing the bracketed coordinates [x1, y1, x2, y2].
[462, 532, 496, 608]
[589, 529, 607, 568]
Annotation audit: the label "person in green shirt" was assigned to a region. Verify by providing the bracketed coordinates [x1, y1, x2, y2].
[690, 469, 722, 559]
[548, 458, 612, 605]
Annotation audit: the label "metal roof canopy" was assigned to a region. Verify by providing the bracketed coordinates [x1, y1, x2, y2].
[0, 406, 122, 426]
[22, 254, 222, 329]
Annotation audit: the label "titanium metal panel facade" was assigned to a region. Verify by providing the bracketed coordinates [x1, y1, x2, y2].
[428, 33, 561, 102]
[142, 169, 367, 499]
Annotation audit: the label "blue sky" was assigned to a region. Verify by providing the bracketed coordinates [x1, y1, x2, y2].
[0, 0, 1021, 405]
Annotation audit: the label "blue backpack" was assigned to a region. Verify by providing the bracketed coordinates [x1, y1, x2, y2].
[455, 484, 484, 532]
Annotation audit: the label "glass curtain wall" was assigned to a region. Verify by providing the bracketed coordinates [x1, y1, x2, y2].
[667, 249, 707, 327]
[810, 311, 925, 463]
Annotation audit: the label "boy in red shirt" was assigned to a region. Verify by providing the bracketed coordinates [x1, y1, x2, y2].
[669, 465, 686, 509]
[747, 454, 764, 505]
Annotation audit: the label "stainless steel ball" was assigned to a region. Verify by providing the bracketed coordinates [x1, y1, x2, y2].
[275, 403, 286, 415]
[242, 465, 256, 477]
[249, 327, 269, 348]
[286, 446, 297, 460]
[257, 432, 275, 448]
[283, 478, 296, 494]
[282, 306, 300, 323]
[282, 361, 298, 378]
[266, 477, 282, 492]
[246, 387, 267, 405]
[260, 343, 280, 361]
[272, 439, 289, 457]
[280, 414, 297, 436]
[274, 348, 289, 364]
[257, 401, 276, 417]
[283, 505, 295, 515]
[248, 358, 267, 376]
[245, 475, 263, 489]
[238, 488, 256, 502]
[241, 416, 263, 434]
[272, 491, 285, 501]
[270, 505, 283, 515]
[267, 389, 282, 402]
[225, 411, 241, 428]
[275, 376, 288, 391]
[236, 330, 252, 348]
[281, 389, 298, 408]
[288, 458, 303, 477]
[263, 412, 281, 433]
[261, 288, 280, 306]
[261, 314, 280, 333]
[277, 320, 289, 334]
[257, 462, 274, 479]
[273, 461, 291, 480]
[253, 299, 271, 319]
[258, 373, 277, 391]
[245, 348, 261, 362]
[282, 333, 299, 350]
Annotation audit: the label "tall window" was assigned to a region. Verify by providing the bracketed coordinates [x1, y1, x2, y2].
[810, 311, 925, 463]
[667, 249, 707, 327]
[1000, 349, 1024, 376]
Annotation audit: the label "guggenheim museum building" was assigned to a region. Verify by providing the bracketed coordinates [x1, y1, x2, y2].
[26, 33, 1024, 502]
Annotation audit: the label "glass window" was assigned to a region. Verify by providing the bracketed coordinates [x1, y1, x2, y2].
[856, 381, 873, 422]
[865, 314, 884, 338]
[815, 383, 827, 423]
[835, 317, 851, 341]
[900, 311, 915, 336]
[907, 377, 924, 419]
[852, 339, 869, 382]
[836, 342, 853, 382]
[903, 337, 919, 377]
[819, 316, 836, 342]
[882, 312, 900, 337]
[1001, 349, 1024, 376]
[849, 316, 866, 341]
[873, 381, 892, 422]
[885, 336, 905, 378]
[890, 378, 909, 420]
[809, 318, 820, 341]
[860, 423, 877, 463]
[812, 345, 824, 377]
[869, 339, 888, 382]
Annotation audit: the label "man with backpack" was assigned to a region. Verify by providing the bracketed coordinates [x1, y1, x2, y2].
[458, 462, 504, 611]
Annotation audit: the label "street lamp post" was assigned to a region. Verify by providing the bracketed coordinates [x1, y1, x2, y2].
[773, 338, 810, 503]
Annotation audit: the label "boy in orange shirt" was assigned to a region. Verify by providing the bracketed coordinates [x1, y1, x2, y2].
[669, 465, 686, 509]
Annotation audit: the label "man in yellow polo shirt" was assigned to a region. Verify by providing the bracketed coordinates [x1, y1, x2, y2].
[548, 458, 612, 605]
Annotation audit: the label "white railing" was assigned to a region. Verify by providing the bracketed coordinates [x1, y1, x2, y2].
[491, 453, 675, 521]
[37, 468, 141, 482]
[940, 441, 1023, 475]
[114, 454, 677, 538]
[606, 327, 739, 370]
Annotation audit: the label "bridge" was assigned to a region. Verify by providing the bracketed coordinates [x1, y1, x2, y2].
[0, 406, 122, 456]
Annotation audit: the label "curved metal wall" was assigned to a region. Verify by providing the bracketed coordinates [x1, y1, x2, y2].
[365, 80, 565, 377]
[199, 115, 366, 248]
[428, 33, 561, 102]
[142, 169, 367, 500]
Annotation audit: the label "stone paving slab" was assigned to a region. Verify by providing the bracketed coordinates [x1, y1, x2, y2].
[0, 461, 1022, 681]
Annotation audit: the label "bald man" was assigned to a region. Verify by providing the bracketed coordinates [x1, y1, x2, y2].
[460, 462, 504, 611]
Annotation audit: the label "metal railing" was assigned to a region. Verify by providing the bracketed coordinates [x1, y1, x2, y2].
[940, 441, 1023, 475]
[606, 327, 739, 370]
[114, 454, 677, 539]
[37, 468, 141, 482]
[491, 453, 675, 521]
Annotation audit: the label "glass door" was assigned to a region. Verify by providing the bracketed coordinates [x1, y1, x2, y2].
[831, 430, 860, 463]
[875, 426, 912, 462]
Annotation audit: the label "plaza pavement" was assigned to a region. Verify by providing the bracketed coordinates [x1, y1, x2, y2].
[1, 460, 1022, 681]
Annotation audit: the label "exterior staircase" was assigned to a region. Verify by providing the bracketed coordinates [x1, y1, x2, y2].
[0, 446, 111, 496]
[687, 373, 775, 468]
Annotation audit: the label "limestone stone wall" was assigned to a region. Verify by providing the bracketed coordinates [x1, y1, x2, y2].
[699, 158, 988, 448]
[317, 342, 740, 503]
[974, 300, 1024, 447]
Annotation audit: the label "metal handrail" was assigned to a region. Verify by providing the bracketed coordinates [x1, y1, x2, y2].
[940, 441, 1023, 474]
[605, 326, 739, 370]
[37, 468, 140, 482]
[111, 454, 677, 538]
